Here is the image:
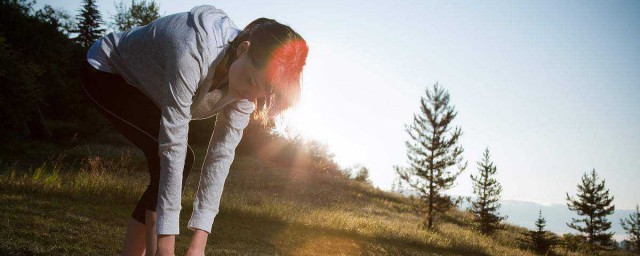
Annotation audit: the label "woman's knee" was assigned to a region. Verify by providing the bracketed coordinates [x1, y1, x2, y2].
[145, 210, 157, 221]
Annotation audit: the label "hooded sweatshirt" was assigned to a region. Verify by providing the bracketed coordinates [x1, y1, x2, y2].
[86, 5, 255, 235]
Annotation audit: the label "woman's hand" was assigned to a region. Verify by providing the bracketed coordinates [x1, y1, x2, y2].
[155, 234, 176, 256]
[186, 228, 209, 256]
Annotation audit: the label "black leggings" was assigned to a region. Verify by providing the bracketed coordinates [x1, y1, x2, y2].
[80, 62, 194, 225]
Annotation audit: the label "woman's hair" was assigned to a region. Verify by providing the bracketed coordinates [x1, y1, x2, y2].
[225, 18, 309, 127]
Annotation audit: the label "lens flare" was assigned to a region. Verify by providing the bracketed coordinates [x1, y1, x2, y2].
[254, 38, 309, 124]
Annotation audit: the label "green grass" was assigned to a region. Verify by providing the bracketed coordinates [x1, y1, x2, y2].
[0, 140, 630, 255]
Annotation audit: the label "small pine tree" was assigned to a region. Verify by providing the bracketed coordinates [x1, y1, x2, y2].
[354, 165, 371, 184]
[621, 239, 635, 253]
[72, 0, 105, 48]
[620, 204, 640, 253]
[391, 176, 400, 192]
[519, 209, 558, 254]
[566, 169, 615, 249]
[468, 147, 506, 234]
[394, 82, 467, 230]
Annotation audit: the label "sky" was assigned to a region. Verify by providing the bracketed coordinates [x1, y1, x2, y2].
[37, 0, 640, 209]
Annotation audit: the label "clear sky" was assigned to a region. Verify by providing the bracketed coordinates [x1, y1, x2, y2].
[38, 0, 640, 209]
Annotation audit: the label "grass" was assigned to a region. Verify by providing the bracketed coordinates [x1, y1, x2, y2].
[0, 139, 631, 255]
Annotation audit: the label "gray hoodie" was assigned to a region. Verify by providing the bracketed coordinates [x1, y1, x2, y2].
[86, 5, 255, 235]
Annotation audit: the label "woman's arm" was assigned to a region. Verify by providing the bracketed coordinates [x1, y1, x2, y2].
[186, 99, 255, 251]
[156, 50, 201, 233]
[154, 46, 201, 255]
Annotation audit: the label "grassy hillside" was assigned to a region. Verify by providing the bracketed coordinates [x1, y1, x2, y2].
[0, 138, 628, 255]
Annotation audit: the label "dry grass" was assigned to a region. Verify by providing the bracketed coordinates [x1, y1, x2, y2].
[0, 142, 629, 255]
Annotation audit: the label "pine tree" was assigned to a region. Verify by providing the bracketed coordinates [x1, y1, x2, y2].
[72, 0, 105, 48]
[394, 82, 467, 230]
[566, 169, 615, 249]
[468, 147, 506, 234]
[620, 205, 640, 253]
[354, 165, 371, 184]
[519, 209, 558, 254]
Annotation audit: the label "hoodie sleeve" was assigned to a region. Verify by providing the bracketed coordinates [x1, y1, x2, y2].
[155, 48, 200, 235]
[187, 99, 255, 233]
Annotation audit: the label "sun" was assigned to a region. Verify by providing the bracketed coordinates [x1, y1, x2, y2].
[272, 100, 321, 141]
[268, 38, 360, 170]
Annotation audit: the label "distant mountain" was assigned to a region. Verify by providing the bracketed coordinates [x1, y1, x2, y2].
[456, 198, 635, 242]
[395, 190, 635, 241]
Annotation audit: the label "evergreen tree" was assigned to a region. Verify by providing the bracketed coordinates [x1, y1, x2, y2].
[620, 204, 640, 253]
[519, 209, 558, 254]
[0, 0, 88, 142]
[391, 176, 404, 194]
[72, 0, 105, 48]
[0, 35, 43, 137]
[354, 165, 371, 184]
[468, 147, 506, 234]
[394, 82, 467, 230]
[112, 0, 159, 32]
[566, 169, 615, 249]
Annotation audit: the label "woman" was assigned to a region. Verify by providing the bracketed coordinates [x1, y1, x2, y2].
[81, 5, 308, 256]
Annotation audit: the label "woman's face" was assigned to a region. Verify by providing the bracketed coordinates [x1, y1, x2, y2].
[228, 41, 270, 101]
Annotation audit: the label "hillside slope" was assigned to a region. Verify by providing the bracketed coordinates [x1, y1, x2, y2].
[0, 142, 608, 255]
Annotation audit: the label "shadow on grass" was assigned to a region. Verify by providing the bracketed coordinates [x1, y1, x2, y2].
[1, 183, 490, 256]
[210, 204, 491, 256]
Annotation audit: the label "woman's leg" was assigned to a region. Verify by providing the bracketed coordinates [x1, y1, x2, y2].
[121, 218, 147, 256]
[80, 63, 195, 256]
[81, 65, 155, 256]
[144, 210, 157, 256]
